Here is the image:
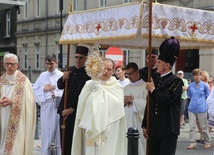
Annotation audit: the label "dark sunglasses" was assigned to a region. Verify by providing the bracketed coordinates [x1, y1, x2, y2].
[147, 56, 157, 59]
[75, 56, 85, 60]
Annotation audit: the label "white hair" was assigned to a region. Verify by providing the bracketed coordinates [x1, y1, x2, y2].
[4, 53, 19, 63]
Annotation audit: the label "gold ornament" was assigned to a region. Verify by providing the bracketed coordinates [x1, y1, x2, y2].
[85, 44, 104, 80]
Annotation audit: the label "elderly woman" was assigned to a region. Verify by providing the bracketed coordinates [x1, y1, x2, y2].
[187, 68, 211, 149]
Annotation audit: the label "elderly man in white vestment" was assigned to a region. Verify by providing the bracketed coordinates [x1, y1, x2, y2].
[33, 54, 63, 155]
[71, 58, 127, 155]
[0, 53, 36, 155]
[124, 62, 147, 155]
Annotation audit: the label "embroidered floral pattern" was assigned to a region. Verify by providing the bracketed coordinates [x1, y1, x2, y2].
[0, 71, 26, 154]
[62, 16, 138, 36]
[60, 3, 214, 46]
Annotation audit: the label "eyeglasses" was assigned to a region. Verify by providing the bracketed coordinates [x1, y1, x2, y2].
[4, 63, 17, 66]
[46, 63, 55, 66]
[147, 56, 157, 59]
[125, 70, 136, 76]
[75, 56, 85, 60]
[208, 81, 213, 83]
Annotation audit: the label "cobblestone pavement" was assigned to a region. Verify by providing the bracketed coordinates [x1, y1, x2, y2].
[32, 119, 214, 155]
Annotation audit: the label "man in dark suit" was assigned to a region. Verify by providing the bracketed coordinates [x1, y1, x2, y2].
[140, 48, 160, 82]
[142, 37, 183, 155]
[57, 45, 91, 155]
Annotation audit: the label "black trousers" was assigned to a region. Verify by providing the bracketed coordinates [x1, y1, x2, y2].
[60, 114, 75, 155]
[148, 134, 178, 155]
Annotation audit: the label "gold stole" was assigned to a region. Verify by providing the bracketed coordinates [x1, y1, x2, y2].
[0, 71, 26, 155]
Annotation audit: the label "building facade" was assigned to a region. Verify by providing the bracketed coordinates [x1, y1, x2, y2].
[16, 0, 72, 82]
[16, 0, 214, 82]
[0, 7, 17, 75]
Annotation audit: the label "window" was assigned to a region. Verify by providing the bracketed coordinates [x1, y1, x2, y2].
[24, 2, 28, 19]
[57, 0, 60, 14]
[57, 0, 63, 14]
[123, 49, 130, 65]
[57, 44, 61, 67]
[6, 11, 10, 37]
[99, 0, 106, 7]
[24, 45, 28, 69]
[63, 53, 67, 69]
[0, 14, 2, 32]
[57, 44, 66, 70]
[123, 0, 130, 3]
[36, 0, 40, 17]
[73, 0, 77, 11]
[184, 49, 199, 72]
[35, 44, 40, 69]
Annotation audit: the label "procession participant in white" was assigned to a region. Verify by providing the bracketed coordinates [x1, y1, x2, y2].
[71, 54, 127, 155]
[207, 79, 214, 132]
[0, 53, 36, 155]
[124, 62, 147, 155]
[115, 65, 130, 87]
[33, 54, 63, 155]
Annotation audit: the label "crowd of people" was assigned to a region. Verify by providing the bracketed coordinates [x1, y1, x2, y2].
[0, 36, 213, 155]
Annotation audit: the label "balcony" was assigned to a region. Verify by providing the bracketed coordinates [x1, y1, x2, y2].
[0, 0, 25, 11]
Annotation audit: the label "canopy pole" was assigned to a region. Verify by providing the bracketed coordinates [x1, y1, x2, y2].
[61, 45, 70, 155]
[146, 0, 152, 155]
[61, 1, 72, 155]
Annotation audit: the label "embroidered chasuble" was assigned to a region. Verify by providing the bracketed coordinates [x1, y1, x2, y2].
[71, 77, 127, 155]
[124, 79, 147, 155]
[0, 70, 36, 155]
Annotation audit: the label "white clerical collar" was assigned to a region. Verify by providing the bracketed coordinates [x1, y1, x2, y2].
[130, 79, 143, 86]
[6, 70, 18, 81]
[48, 68, 57, 74]
[161, 71, 171, 77]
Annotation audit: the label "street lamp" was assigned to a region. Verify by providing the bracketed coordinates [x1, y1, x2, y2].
[59, 0, 63, 70]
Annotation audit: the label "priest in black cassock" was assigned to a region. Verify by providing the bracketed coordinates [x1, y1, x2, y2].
[142, 36, 183, 155]
[57, 45, 91, 155]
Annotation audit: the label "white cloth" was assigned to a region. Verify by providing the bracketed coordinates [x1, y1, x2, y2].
[60, 3, 214, 49]
[33, 69, 63, 155]
[207, 87, 214, 127]
[117, 78, 130, 87]
[207, 87, 214, 115]
[0, 70, 36, 155]
[124, 79, 147, 155]
[71, 76, 127, 155]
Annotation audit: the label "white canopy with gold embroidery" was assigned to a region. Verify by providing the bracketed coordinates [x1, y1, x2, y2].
[59, 2, 214, 49]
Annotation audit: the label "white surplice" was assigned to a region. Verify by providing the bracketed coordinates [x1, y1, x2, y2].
[71, 77, 127, 155]
[33, 69, 63, 155]
[124, 79, 147, 155]
[0, 70, 36, 155]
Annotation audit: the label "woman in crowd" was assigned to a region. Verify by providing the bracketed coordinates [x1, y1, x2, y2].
[208, 78, 213, 91]
[187, 68, 211, 149]
[115, 65, 130, 87]
[195, 70, 211, 143]
[201, 71, 211, 90]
